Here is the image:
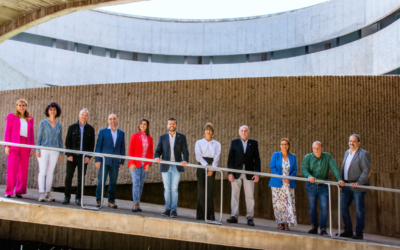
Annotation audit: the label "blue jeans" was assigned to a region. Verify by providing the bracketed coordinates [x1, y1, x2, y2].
[306, 182, 329, 230]
[340, 186, 366, 233]
[95, 164, 119, 202]
[161, 165, 182, 212]
[130, 166, 148, 203]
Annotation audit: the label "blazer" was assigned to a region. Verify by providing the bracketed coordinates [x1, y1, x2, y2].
[127, 132, 154, 168]
[65, 121, 95, 158]
[4, 113, 35, 150]
[95, 127, 125, 166]
[227, 138, 261, 180]
[341, 147, 372, 192]
[154, 132, 189, 172]
[268, 152, 297, 189]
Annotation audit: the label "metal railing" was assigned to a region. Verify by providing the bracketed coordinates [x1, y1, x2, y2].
[1, 141, 400, 237]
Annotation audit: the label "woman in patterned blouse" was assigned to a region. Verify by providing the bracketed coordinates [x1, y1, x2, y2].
[127, 118, 154, 212]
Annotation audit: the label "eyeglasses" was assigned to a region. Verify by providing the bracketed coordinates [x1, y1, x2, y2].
[280, 144, 289, 146]
[205, 129, 213, 132]
[17, 105, 26, 107]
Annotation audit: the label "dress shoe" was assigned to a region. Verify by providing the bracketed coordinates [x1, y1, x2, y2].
[162, 209, 171, 217]
[335, 231, 353, 238]
[320, 229, 328, 236]
[247, 219, 255, 226]
[75, 199, 81, 206]
[5, 195, 11, 198]
[352, 232, 363, 240]
[132, 202, 139, 212]
[226, 216, 238, 223]
[170, 211, 178, 218]
[95, 200, 101, 207]
[16, 194, 23, 198]
[108, 202, 118, 209]
[137, 202, 142, 212]
[62, 198, 70, 205]
[308, 227, 318, 234]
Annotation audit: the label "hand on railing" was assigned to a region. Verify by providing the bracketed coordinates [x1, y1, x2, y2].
[155, 158, 161, 164]
[308, 176, 316, 183]
[283, 178, 290, 184]
[181, 161, 188, 166]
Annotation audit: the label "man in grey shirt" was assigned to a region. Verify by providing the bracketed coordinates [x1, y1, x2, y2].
[338, 134, 371, 240]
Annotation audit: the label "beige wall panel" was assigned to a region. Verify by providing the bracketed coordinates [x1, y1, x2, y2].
[0, 76, 399, 189]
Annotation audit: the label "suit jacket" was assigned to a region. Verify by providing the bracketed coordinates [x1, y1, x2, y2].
[4, 113, 35, 150]
[341, 147, 371, 192]
[227, 138, 261, 180]
[268, 152, 297, 189]
[127, 132, 154, 168]
[154, 132, 189, 172]
[95, 127, 125, 166]
[65, 121, 95, 158]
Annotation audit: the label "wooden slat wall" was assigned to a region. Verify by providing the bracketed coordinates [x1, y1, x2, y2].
[0, 76, 399, 189]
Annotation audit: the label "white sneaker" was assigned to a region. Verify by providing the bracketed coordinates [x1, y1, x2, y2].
[45, 193, 55, 202]
[38, 193, 46, 202]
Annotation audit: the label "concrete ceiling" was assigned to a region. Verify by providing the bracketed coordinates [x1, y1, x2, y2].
[0, 0, 145, 43]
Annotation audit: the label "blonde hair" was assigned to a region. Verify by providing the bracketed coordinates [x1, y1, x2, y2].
[203, 122, 215, 135]
[15, 99, 30, 121]
[280, 138, 291, 154]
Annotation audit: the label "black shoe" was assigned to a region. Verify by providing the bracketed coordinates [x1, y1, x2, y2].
[108, 202, 118, 209]
[162, 209, 171, 217]
[196, 217, 204, 221]
[335, 231, 354, 238]
[16, 194, 23, 198]
[320, 229, 328, 236]
[308, 227, 318, 234]
[5, 195, 11, 198]
[62, 198, 70, 205]
[75, 199, 81, 206]
[170, 211, 178, 218]
[95, 200, 101, 208]
[352, 232, 363, 240]
[247, 219, 255, 226]
[226, 216, 238, 223]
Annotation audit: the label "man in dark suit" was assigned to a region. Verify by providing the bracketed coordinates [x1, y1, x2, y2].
[63, 108, 95, 205]
[155, 118, 189, 218]
[94, 114, 125, 209]
[226, 125, 261, 226]
[338, 134, 371, 240]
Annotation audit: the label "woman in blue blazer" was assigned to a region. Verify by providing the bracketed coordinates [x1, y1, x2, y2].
[268, 138, 298, 231]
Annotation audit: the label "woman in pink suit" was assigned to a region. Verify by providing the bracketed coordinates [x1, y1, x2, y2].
[4, 99, 35, 198]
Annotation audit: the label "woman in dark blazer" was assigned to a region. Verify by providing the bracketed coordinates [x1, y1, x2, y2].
[269, 138, 297, 231]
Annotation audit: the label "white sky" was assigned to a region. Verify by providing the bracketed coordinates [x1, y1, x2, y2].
[98, 0, 329, 19]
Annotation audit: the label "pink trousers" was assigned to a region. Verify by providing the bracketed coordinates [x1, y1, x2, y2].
[5, 136, 30, 195]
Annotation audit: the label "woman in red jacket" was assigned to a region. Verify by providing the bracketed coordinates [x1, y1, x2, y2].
[128, 118, 153, 212]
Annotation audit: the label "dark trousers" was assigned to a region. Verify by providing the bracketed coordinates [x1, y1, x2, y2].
[196, 165, 216, 220]
[340, 186, 366, 233]
[95, 164, 119, 202]
[64, 156, 88, 200]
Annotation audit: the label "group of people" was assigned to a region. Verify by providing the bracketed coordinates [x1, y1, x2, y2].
[3, 99, 371, 240]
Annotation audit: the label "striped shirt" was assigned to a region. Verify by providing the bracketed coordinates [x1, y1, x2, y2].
[36, 119, 63, 155]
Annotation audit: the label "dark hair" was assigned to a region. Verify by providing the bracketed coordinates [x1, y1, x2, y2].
[167, 117, 177, 125]
[138, 118, 150, 136]
[349, 134, 361, 142]
[44, 102, 62, 118]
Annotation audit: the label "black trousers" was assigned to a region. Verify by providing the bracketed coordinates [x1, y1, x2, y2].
[196, 166, 216, 220]
[64, 156, 88, 199]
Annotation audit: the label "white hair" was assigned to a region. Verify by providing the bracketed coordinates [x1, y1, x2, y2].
[312, 141, 324, 148]
[79, 108, 89, 116]
[108, 113, 118, 119]
[238, 125, 250, 133]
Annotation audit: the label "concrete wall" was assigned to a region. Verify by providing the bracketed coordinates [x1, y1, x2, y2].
[0, 76, 399, 191]
[1, 18, 400, 85]
[23, 0, 400, 56]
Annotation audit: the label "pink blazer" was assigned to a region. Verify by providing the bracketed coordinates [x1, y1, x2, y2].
[4, 113, 35, 150]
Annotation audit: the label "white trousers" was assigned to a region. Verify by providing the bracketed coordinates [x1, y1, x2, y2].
[37, 150, 59, 193]
[231, 173, 255, 220]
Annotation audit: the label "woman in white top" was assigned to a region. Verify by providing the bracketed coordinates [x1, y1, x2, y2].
[194, 123, 221, 221]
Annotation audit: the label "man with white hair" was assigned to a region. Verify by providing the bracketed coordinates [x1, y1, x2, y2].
[226, 125, 261, 227]
[63, 108, 95, 205]
[302, 141, 345, 236]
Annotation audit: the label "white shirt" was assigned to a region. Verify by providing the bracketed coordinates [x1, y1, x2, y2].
[195, 138, 221, 168]
[169, 132, 176, 162]
[20, 118, 28, 137]
[242, 139, 248, 153]
[344, 149, 356, 180]
[108, 126, 118, 147]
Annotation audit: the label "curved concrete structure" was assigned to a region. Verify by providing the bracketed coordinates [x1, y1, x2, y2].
[23, 0, 400, 55]
[0, 0, 145, 43]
